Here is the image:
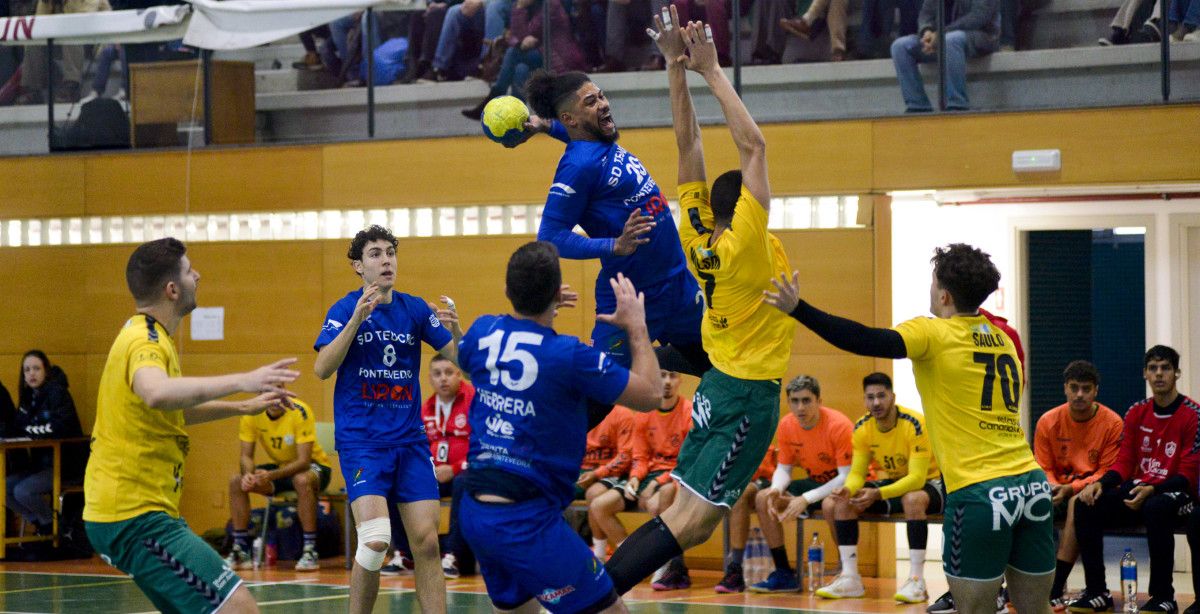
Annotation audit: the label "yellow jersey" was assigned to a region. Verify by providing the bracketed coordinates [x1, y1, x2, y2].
[238, 399, 330, 467]
[678, 181, 796, 380]
[84, 314, 189, 522]
[895, 315, 1039, 492]
[850, 404, 940, 484]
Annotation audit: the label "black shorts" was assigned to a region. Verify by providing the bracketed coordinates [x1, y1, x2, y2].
[862, 478, 945, 515]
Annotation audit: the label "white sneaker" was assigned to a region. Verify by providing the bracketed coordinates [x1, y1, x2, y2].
[895, 576, 928, 603]
[815, 573, 866, 599]
[650, 563, 669, 584]
[294, 548, 319, 572]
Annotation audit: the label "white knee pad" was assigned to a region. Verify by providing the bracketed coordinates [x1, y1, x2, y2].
[354, 517, 391, 571]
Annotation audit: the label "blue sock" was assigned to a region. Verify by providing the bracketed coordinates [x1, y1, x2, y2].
[303, 532, 317, 550]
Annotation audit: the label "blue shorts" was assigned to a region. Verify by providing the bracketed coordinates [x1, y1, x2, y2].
[461, 496, 618, 613]
[339, 442, 439, 503]
[592, 269, 704, 367]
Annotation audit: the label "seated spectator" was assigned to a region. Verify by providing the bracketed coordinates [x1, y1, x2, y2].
[748, 0, 794, 64]
[817, 373, 942, 603]
[890, 0, 999, 112]
[431, 0, 489, 82]
[566, 0, 607, 67]
[588, 370, 692, 590]
[779, 0, 850, 61]
[328, 11, 407, 86]
[714, 445, 777, 593]
[1033, 360, 1122, 611]
[461, 0, 588, 119]
[475, 0, 514, 81]
[81, 44, 124, 104]
[294, 26, 331, 72]
[225, 397, 332, 572]
[857, 0, 920, 58]
[400, 0, 479, 82]
[8, 350, 83, 536]
[1069, 346, 1198, 614]
[15, 0, 112, 104]
[751, 374, 852, 594]
[1167, 0, 1200, 40]
[1098, 0, 1156, 44]
[577, 404, 638, 561]
[599, 0, 670, 72]
[420, 355, 475, 578]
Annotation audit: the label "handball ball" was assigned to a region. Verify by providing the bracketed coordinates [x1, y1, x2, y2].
[482, 96, 530, 146]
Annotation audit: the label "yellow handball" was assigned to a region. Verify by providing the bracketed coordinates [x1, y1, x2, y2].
[481, 95, 530, 146]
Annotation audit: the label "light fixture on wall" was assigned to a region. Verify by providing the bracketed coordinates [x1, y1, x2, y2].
[1012, 149, 1061, 173]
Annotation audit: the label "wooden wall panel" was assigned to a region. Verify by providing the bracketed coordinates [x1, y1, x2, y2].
[0, 247, 89, 355]
[82, 245, 145, 355]
[84, 151, 189, 215]
[776, 229, 877, 355]
[189, 147, 324, 212]
[0, 156, 85, 218]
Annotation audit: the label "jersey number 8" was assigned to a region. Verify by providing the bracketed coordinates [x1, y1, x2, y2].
[479, 330, 544, 391]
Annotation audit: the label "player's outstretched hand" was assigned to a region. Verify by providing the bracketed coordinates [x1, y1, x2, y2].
[506, 115, 554, 149]
[240, 391, 293, 416]
[241, 358, 301, 394]
[764, 270, 801, 314]
[681, 21, 719, 74]
[555, 284, 579, 315]
[353, 283, 382, 324]
[436, 295, 460, 331]
[613, 209, 655, 256]
[596, 273, 647, 334]
[647, 5, 688, 65]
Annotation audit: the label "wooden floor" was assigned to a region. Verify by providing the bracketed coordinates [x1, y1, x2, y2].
[0, 556, 953, 613]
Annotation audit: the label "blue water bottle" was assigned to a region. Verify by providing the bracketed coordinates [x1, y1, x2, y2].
[1120, 548, 1137, 613]
[806, 532, 825, 592]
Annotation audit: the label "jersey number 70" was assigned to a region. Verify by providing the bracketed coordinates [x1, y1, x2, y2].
[973, 352, 1021, 412]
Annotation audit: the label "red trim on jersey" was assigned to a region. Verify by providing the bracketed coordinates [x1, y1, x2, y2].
[421, 380, 475, 475]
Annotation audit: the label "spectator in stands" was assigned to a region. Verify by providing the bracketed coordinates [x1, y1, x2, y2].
[815, 373, 942, 602]
[1033, 360, 1123, 611]
[328, 11, 408, 86]
[400, 0, 478, 82]
[1167, 0, 1200, 40]
[714, 446, 777, 593]
[568, 0, 607, 67]
[475, 0, 514, 81]
[461, 0, 588, 119]
[599, 0, 670, 72]
[430, 0, 489, 82]
[779, 0, 850, 61]
[748, 0, 793, 64]
[750, 374, 852, 594]
[225, 397, 332, 572]
[1098, 0, 1157, 44]
[419, 354, 475, 578]
[578, 404, 638, 562]
[294, 26, 332, 72]
[14, 0, 112, 104]
[1069, 345, 1199, 614]
[7, 350, 83, 535]
[890, 0, 1000, 112]
[588, 370, 692, 590]
[857, 0, 920, 58]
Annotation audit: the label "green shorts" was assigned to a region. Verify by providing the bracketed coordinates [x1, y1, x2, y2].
[942, 469, 1055, 580]
[573, 470, 624, 500]
[258, 462, 332, 495]
[674, 369, 781, 508]
[86, 511, 242, 614]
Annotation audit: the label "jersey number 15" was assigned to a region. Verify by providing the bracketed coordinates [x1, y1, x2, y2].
[478, 330, 544, 391]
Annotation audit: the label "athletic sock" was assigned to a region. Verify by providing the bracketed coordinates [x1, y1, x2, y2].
[839, 545, 860, 577]
[232, 530, 250, 551]
[1051, 558, 1075, 599]
[592, 538, 608, 560]
[604, 516, 683, 595]
[909, 549, 926, 580]
[727, 547, 744, 567]
[906, 520, 928, 550]
[770, 546, 792, 573]
[303, 532, 318, 551]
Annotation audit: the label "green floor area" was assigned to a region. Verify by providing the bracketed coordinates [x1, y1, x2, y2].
[0, 572, 812, 613]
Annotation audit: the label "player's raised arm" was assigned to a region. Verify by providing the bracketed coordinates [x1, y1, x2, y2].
[650, 6, 706, 185]
[596, 274, 662, 411]
[682, 22, 769, 208]
[132, 358, 299, 410]
[314, 283, 381, 379]
[764, 271, 908, 359]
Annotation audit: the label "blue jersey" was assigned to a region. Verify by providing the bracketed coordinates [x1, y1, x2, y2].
[314, 289, 452, 450]
[537, 132, 688, 304]
[460, 314, 629, 508]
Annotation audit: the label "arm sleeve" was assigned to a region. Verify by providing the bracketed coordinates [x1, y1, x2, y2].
[417, 298, 454, 351]
[314, 300, 353, 351]
[878, 455, 931, 499]
[295, 403, 317, 445]
[1153, 474, 1191, 495]
[1098, 469, 1122, 490]
[238, 415, 256, 444]
[126, 336, 172, 386]
[630, 417, 650, 480]
[537, 161, 614, 259]
[548, 120, 570, 144]
[844, 449, 871, 494]
[770, 463, 793, 492]
[788, 300, 908, 359]
[1033, 417, 1059, 485]
[572, 343, 630, 408]
[801, 465, 851, 504]
[946, 0, 1000, 32]
[1109, 404, 1141, 481]
[677, 181, 712, 249]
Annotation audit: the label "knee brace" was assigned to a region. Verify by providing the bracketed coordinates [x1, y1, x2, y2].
[354, 517, 391, 571]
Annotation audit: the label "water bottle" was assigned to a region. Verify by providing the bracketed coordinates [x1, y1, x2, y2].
[743, 527, 766, 585]
[251, 535, 264, 570]
[806, 532, 825, 592]
[1120, 548, 1137, 613]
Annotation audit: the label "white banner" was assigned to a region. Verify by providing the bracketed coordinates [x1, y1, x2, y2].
[0, 6, 189, 46]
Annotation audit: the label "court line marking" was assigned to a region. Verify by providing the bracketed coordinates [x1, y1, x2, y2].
[126, 589, 413, 613]
[0, 579, 133, 595]
[0, 572, 125, 579]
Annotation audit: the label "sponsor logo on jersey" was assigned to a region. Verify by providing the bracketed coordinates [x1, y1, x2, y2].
[538, 585, 577, 605]
[485, 414, 515, 439]
[323, 319, 343, 332]
[550, 182, 577, 196]
[429, 313, 442, 328]
[1165, 441, 1177, 457]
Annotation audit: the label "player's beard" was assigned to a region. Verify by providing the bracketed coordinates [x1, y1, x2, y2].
[587, 120, 619, 144]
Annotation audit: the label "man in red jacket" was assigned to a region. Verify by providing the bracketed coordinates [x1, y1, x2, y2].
[1070, 345, 1199, 614]
[421, 354, 475, 578]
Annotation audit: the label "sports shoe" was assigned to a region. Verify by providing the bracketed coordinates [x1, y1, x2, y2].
[650, 559, 691, 591]
[225, 544, 252, 570]
[714, 563, 745, 593]
[1052, 597, 1069, 613]
[1068, 590, 1115, 612]
[1099, 27, 1130, 46]
[294, 548, 319, 571]
[895, 576, 929, 603]
[749, 569, 801, 593]
[1140, 598, 1178, 613]
[379, 552, 414, 576]
[442, 553, 460, 579]
[816, 573, 866, 599]
[928, 591, 957, 614]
